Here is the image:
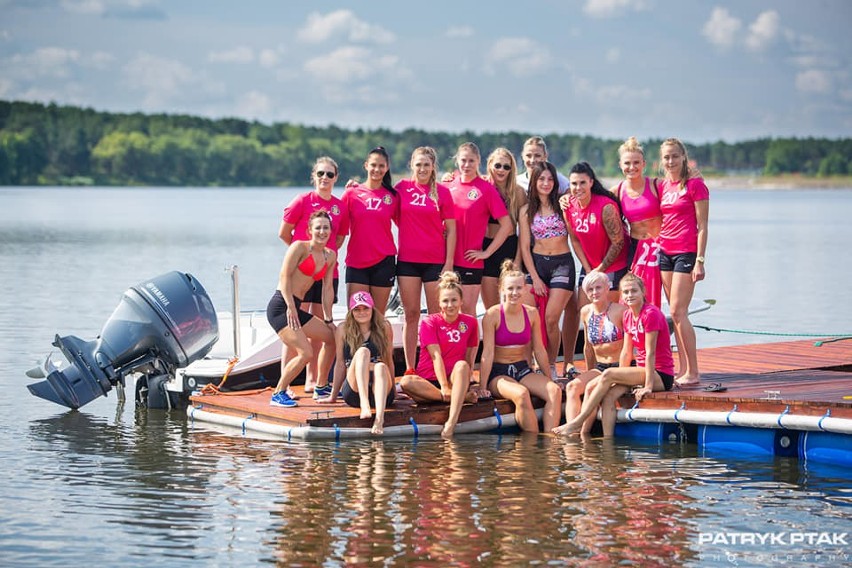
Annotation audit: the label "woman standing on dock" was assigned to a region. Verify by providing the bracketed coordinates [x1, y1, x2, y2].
[394, 146, 456, 375]
[399, 272, 481, 438]
[479, 260, 562, 433]
[562, 161, 629, 303]
[612, 137, 663, 307]
[562, 270, 626, 436]
[480, 148, 526, 309]
[342, 146, 399, 314]
[267, 211, 338, 408]
[658, 138, 709, 387]
[318, 291, 394, 435]
[279, 157, 349, 395]
[519, 161, 576, 380]
[445, 142, 513, 315]
[553, 273, 674, 436]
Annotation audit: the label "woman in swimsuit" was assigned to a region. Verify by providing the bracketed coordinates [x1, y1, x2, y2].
[318, 291, 394, 435]
[394, 146, 457, 375]
[554, 273, 675, 437]
[266, 210, 338, 408]
[480, 147, 526, 309]
[609, 136, 663, 307]
[518, 161, 576, 380]
[561, 270, 626, 436]
[399, 271, 481, 438]
[479, 260, 562, 433]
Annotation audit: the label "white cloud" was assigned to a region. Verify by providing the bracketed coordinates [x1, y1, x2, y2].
[485, 37, 551, 77]
[123, 53, 220, 107]
[208, 46, 255, 64]
[237, 90, 273, 118]
[745, 10, 780, 51]
[297, 9, 395, 44]
[304, 46, 398, 83]
[9, 47, 81, 78]
[60, 0, 105, 15]
[795, 69, 831, 94]
[86, 51, 115, 69]
[605, 47, 620, 64]
[583, 0, 648, 19]
[702, 7, 742, 48]
[0, 78, 12, 97]
[258, 48, 280, 68]
[445, 26, 474, 39]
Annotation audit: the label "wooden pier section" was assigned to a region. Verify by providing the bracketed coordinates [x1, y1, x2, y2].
[188, 338, 852, 432]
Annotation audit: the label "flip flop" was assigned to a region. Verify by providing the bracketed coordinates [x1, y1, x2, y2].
[702, 383, 727, 393]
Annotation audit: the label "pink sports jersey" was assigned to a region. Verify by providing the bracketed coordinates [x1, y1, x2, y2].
[395, 179, 455, 264]
[566, 193, 628, 272]
[342, 184, 398, 268]
[631, 238, 662, 308]
[623, 302, 674, 376]
[416, 312, 479, 380]
[658, 177, 709, 254]
[446, 176, 508, 269]
[618, 177, 662, 224]
[282, 191, 350, 277]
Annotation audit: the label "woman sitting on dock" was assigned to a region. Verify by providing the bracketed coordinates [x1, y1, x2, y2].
[479, 260, 562, 433]
[554, 273, 674, 437]
[399, 271, 481, 438]
[562, 270, 626, 436]
[266, 210, 338, 408]
[318, 291, 394, 435]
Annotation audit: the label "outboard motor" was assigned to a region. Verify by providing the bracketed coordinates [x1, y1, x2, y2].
[27, 272, 219, 410]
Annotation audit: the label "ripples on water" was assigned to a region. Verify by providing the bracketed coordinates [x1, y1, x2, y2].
[2, 188, 851, 565]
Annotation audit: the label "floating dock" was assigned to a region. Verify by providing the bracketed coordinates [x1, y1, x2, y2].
[188, 338, 851, 465]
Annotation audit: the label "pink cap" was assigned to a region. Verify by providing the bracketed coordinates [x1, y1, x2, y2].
[349, 291, 375, 310]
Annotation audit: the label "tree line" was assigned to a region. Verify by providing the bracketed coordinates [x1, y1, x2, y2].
[1, 100, 850, 186]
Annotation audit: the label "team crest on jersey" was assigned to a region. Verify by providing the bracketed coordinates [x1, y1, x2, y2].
[382, 194, 393, 205]
[330, 205, 340, 216]
[467, 189, 479, 200]
[589, 213, 597, 224]
[458, 322, 469, 334]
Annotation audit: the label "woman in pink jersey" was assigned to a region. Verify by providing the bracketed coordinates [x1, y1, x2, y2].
[563, 161, 629, 303]
[658, 138, 709, 387]
[342, 146, 399, 314]
[554, 273, 674, 437]
[278, 156, 350, 394]
[394, 146, 457, 375]
[479, 260, 562, 433]
[611, 137, 663, 307]
[481, 148, 527, 309]
[519, 161, 575, 380]
[399, 272, 481, 438]
[445, 142, 513, 315]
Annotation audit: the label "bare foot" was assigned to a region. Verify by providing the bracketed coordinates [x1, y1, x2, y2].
[359, 408, 372, 420]
[552, 421, 581, 436]
[371, 419, 384, 435]
[675, 374, 701, 387]
[304, 381, 315, 393]
[441, 421, 456, 438]
[464, 391, 478, 404]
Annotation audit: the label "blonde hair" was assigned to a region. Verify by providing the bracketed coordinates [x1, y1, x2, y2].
[618, 136, 645, 158]
[522, 136, 548, 156]
[498, 259, 525, 291]
[342, 307, 389, 364]
[410, 146, 439, 204]
[311, 156, 339, 184]
[437, 271, 464, 301]
[486, 147, 525, 225]
[619, 272, 646, 295]
[581, 270, 610, 295]
[660, 138, 701, 190]
[453, 142, 481, 175]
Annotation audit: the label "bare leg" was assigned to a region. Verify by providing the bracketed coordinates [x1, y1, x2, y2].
[520, 372, 563, 432]
[372, 362, 392, 435]
[564, 370, 600, 422]
[398, 276, 423, 370]
[399, 375, 443, 402]
[461, 284, 482, 316]
[350, 347, 373, 420]
[489, 376, 539, 433]
[669, 271, 700, 385]
[599, 385, 629, 437]
[481, 276, 500, 309]
[561, 293, 580, 373]
[442, 361, 472, 438]
[545, 289, 573, 370]
[368, 285, 392, 315]
[274, 329, 313, 393]
[580, 377, 602, 434]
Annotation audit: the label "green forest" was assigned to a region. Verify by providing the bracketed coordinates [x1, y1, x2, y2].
[1, 99, 850, 186]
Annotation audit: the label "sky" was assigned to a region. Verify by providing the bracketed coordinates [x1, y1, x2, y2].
[1, 0, 850, 144]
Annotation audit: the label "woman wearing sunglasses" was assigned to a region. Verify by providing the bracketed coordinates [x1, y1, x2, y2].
[342, 147, 399, 314]
[278, 156, 350, 397]
[480, 147, 527, 309]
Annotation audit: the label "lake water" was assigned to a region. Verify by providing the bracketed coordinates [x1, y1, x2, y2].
[1, 186, 850, 566]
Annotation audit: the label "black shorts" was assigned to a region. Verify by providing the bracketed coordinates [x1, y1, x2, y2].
[578, 266, 629, 291]
[266, 291, 314, 333]
[340, 377, 396, 409]
[346, 255, 396, 287]
[482, 234, 519, 278]
[396, 260, 443, 283]
[659, 251, 696, 274]
[453, 266, 484, 286]
[303, 277, 340, 304]
[658, 370, 674, 391]
[488, 360, 534, 383]
[595, 361, 619, 372]
[526, 252, 576, 291]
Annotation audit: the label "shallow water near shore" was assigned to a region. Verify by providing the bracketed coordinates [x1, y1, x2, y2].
[1, 186, 850, 565]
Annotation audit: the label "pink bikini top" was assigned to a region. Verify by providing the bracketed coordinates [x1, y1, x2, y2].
[495, 305, 532, 346]
[618, 178, 662, 224]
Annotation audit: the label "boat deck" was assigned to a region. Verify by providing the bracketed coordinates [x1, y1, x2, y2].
[188, 338, 852, 433]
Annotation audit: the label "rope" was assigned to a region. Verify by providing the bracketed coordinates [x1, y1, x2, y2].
[694, 324, 851, 339]
[198, 357, 274, 397]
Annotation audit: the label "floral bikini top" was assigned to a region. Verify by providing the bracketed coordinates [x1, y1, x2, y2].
[531, 212, 568, 240]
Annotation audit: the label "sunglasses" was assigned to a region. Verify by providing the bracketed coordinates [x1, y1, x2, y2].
[315, 170, 336, 178]
[492, 163, 512, 171]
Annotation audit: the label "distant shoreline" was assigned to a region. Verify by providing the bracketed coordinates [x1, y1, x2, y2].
[600, 174, 852, 191]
